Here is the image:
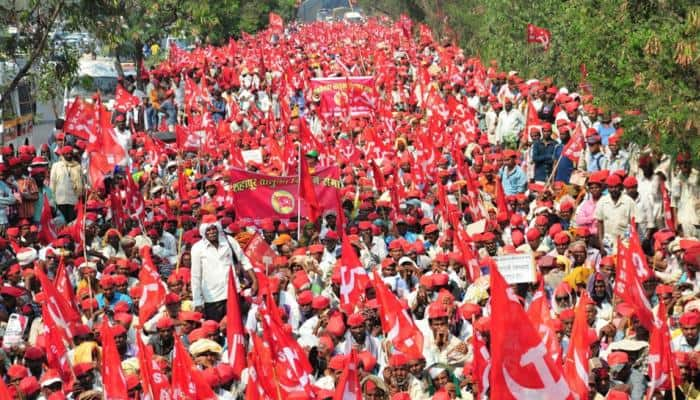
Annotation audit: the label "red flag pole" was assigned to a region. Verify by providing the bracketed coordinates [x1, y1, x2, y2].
[297, 142, 302, 239]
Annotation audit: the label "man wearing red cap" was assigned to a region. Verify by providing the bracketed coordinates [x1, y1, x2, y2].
[494, 97, 524, 147]
[595, 173, 636, 244]
[423, 302, 469, 371]
[673, 311, 700, 352]
[499, 149, 527, 195]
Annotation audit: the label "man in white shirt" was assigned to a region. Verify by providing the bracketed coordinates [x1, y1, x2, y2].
[191, 216, 256, 322]
[495, 99, 524, 146]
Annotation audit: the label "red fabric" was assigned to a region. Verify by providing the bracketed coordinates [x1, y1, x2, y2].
[136, 332, 172, 399]
[227, 268, 246, 379]
[333, 350, 362, 400]
[472, 330, 490, 399]
[310, 76, 376, 118]
[259, 304, 316, 398]
[647, 301, 681, 395]
[526, 283, 562, 364]
[269, 12, 284, 31]
[172, 335, 218, 400]
[490, 263, 570, 399]
[37, 193, 56, 244]
[245, 333, 278, 399]
[372, 270, 423, 360]
[614, 239, 655, 331]
[526, 24, 551, 51]
[628, 217, 653, 280]
[54, 258, 78, 317]
[563, 291, 594, 398]
[562, 122, 585, 163]
[124, 169, 145, 219]
[230, 167, 339, 222]
[44, 320, 73, 387]
[660, 184, 675, 232]
[299, 150, 320, 222]
[524, 100, 542, 141]
[67, 200, 84, 244]
[138, 246, 168, 324]
[63, 98, 94, 140]
[0, 371, 11, 400]
[100, 322, 129, 400]
[114, 84, 140, 113]
[338, 235, 369, 314]
[36, 267, 81, 343]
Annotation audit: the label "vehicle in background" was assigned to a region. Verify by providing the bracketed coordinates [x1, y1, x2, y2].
[331, 7, 353, 21]
[297, 0, 351, 23]
[343, 11, 364, 24]
[63, 56, 119, 114]
[316, 8, 332, 22]
[0, 62, 35, 146]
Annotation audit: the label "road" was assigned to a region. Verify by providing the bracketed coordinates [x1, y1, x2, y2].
[29, 99, 58, 148]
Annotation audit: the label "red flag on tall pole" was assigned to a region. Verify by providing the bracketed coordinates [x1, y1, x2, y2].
[269, 12, 284, 31]
[100, 322, 129, 400]
[647, 301, 681, 396]
[562, 122, 585, 163]
[660, 183, 675, 232]
[333, 350, 362, 400]
[526, 24, 551, 51]
[226, 268, 246, 378]
[472, 330, 490, 400]
[527, 283, 563, 364]
[372, 270, 424, 360]
[37, 193, 56, 244]
[614, 239, 655, 331]
[35, 267, 81, 342]
[138, 246, 168, 324]
[563, 291, 594, 399]
[172, 335, 218, 400]
[136, 332, 172, 400]
[490, 264, 570, 399]
[338, 235, 369, 314]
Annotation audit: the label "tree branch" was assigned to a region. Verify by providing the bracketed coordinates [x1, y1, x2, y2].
[0, 2, 64, 102]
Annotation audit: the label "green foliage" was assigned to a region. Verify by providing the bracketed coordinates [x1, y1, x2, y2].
[33, 44, 79, 118]
[362, 0, 700, 160]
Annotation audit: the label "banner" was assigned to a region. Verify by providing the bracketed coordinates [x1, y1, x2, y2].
[310, 76, 376, 117]
[230, 167, 341, 221]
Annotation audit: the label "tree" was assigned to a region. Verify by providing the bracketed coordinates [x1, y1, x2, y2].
[359, 0, 700, 160]
[0, 0, 69, 102]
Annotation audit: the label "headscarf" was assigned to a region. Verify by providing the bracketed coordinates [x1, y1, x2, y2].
[586, 272, 613, 305]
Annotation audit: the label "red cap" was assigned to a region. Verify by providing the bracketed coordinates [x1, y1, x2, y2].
[347, 313, 365, 327]
[427, 302, 449, 319]
[608, 351, 629, 366]
[605, 174, 622, 187]
[679, 311, 700, 327]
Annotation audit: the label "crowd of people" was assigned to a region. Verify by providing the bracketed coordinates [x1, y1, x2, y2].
[0, 14, 698, 400]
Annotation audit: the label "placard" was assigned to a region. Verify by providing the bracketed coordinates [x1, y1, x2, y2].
[494, 254, 535, 284]
[241, 149, 263, 164]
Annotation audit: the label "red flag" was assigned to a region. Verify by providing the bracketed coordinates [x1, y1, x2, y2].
[490, 264, 571, 399]
[100, 322, 129, 400]
[138, 246, 168, 323]
[614, 239, 655, 330]
[563, 291, 594, 399]
[269, 12, 284, 31]
[418, 23, 434, 44]
[137, 332, 172, 400]
[628, 218, 653, 281]
[338, 235, 369, 314]
[35, 267, 82, 342]
[54, 257, 79, 316]
[63, 97, 94, 140]
[494, 175, 509, 215]
[660, 183, 675, 232]
[124, 170, 145, 219]
[172, 335, 218, 400]
[526, 23, 551, 50]
[177, 168, 189, 200]
[67, 199, 84, 244]
[562, 122, 585, 163]
[37, 193, 56, 244]
[372, 270, 424, 360]
[227, 268, 246, 378]
[114, 84, 141, 113]
[472, 330, 491, 400]
[524, 101, 542, 141]
[246, 333, 278, 400]
[44, 320, 74, 386]
[334, 350, 362, 400]
[87, 107, 127, 186]
[370, 159, 386, 193]
[527, 283, 563, 364]
[109, 191, 126, 231]
[259, 305, 316, 398]
[243, 234, 277, 274]
[647, 301, 681, 396]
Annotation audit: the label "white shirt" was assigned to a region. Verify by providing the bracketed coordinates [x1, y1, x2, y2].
[191, 234, 252, 306]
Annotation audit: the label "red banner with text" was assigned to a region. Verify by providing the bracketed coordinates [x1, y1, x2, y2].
[310, 76, 376, 117]
[230, 167, 341, 222]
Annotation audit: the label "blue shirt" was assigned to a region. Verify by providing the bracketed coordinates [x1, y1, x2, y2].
[597, 124, 616, 146]
[96, 292, 133, 310]
[553, 144, 574, 183]
[587, 152, 607, 173]
[499, 166, 528, 195]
